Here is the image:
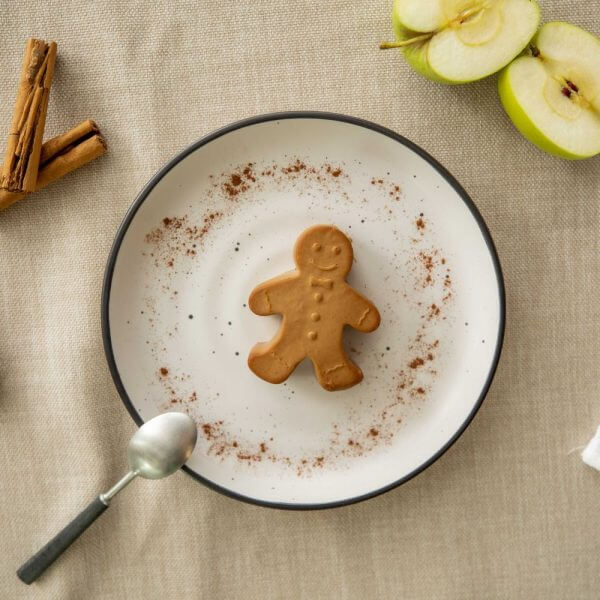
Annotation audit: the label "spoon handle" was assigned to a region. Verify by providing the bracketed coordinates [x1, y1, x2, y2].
[17, 496, 108, 584]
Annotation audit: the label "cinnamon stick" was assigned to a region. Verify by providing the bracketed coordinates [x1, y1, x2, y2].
[0, 121, 107, 212]
[37, 133, 106, 189]
[1, 39, 57, 193]
[40, 119, 100, 165]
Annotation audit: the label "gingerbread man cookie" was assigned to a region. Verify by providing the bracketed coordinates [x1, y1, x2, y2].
[248, 225, 380, 391]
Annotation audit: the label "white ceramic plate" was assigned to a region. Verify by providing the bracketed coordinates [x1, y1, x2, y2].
[103, 113, 505, 509]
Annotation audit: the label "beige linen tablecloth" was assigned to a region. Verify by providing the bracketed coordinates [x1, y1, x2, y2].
[1, 1, 599, 598]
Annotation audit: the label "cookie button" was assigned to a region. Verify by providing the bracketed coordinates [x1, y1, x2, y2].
[314, 292, 323, 302]
[307, 331, 318, 340]
[310, 312, 320, 321]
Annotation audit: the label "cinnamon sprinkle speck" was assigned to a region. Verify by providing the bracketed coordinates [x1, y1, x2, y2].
[409, 357, 424, 369]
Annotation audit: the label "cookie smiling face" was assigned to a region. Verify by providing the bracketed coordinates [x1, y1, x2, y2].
[294, 225, 354, 279]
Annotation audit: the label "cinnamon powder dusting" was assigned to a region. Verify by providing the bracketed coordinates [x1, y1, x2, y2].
[142, 158, 456, 476]
[144, 212, 223, 268]
[223, 165, 255, 198]
[409, 357, 424, 369]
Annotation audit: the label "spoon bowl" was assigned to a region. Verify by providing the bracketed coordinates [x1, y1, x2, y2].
[128, 412, 198, 479]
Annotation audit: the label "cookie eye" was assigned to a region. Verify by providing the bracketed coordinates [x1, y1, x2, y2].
[312, 242, 321, 252]
[332, 245, 341, 255]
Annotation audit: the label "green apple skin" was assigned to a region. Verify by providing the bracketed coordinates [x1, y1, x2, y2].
[498, 22, 600, 160]
[391, 6, 458, 85]
[392, 0, 541, 85]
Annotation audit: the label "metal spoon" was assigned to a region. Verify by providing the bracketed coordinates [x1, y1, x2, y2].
[17, 412, 198, 584]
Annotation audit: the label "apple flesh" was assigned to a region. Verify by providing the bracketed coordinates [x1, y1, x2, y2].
[385, 0, 540, 84]
[498, 22, 600, 159]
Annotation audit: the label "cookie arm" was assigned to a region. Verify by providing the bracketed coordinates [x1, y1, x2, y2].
[248, 273, 297, 316]
[344, 288, 381, 332]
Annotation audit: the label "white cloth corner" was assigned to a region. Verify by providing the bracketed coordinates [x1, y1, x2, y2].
[582, 426, 600, 471]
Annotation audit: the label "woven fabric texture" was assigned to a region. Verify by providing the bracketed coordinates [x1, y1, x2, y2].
[1, 1, 599, 598]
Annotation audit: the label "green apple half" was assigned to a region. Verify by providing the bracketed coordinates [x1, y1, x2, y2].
[382, 0, 540, 84]
[499, 22, 600, 159]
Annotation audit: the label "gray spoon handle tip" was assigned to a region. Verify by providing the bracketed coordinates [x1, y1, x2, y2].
[17, 496, 108, 585]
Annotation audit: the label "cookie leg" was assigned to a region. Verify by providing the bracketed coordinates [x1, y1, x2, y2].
[311, 349, 363, 391]
[248, 339, 306, 384]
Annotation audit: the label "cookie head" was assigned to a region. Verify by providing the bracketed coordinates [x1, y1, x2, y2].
[294, 225, 353, 277]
